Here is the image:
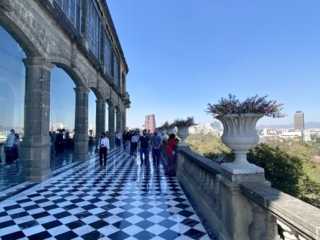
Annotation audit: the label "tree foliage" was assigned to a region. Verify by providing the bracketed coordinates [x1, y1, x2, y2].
[248, 144, 303, 197]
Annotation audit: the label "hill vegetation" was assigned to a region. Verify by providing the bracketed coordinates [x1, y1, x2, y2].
[186, 134, 320, 208]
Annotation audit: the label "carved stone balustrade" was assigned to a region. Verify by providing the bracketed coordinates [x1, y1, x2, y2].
[175, 148, 320, 240]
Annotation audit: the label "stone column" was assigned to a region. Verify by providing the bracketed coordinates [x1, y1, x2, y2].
[19, 57, 54, 183]
[122, 108, 127, 131]
[116, 110, 122, 133]
[218, 168, 269, 240]
[108, 106, 115, 148]
[74, 86, 89, 161]
[95, 99, 105, 150]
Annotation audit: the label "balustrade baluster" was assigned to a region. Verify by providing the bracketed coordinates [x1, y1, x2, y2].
[248, 201, 266, 240]
[264, 212, 281, 240]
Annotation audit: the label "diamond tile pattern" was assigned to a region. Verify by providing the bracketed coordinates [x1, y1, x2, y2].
[0, 148, 216, 239]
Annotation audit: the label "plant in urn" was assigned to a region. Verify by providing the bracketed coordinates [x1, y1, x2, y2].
[206, 94, 286, 174]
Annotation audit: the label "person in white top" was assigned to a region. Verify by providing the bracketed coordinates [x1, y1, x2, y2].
[97, 132, 110, 168]
[131, 132, 139, 157]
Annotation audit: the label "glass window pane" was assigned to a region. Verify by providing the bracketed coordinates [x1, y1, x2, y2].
[0, 26, 25, 190]
[113, 53, 120, 86]
[87, 0, 100, 57]
[104, 31, 112, 76]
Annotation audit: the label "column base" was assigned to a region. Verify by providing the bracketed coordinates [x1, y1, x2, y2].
[221, 162, 264, 174]
[19, 144, 53, 183]
[74, 140, 89, 162]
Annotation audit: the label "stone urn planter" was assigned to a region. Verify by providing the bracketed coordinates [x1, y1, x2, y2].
[177, 126, 190, 146]
[216, 113, 264, 174]
[167, 127, 174, 135]
[161, 128, 168, 141]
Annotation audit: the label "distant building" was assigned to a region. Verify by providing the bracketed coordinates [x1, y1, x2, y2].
[144, 114, 156, 132]
[212, 121, 222, 130]
[302, 130, 311, 142]
[189, 123, 222, 136]
[294, 111, 305, 130]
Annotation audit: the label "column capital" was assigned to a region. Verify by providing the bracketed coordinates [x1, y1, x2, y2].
[74, 86, 90, 94]
[23, 57, 54, 70]
[96, 98, 105, 105]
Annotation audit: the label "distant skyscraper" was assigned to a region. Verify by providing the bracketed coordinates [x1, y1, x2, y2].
[212, 121, 222, 130]
[294, 111, 305, 130]
[144, 114, 156, 132]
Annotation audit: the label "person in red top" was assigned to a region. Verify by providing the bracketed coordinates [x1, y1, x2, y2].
[166, 134, 177, 175]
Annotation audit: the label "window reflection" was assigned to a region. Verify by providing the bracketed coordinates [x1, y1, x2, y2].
[87, 0, 100, 58]
[104, 31, 112, 76]
[0, 26, 25, 189]
[50, 68, 76, 170]
[114, 53, 120, 87]
[55, 0, 82, 32]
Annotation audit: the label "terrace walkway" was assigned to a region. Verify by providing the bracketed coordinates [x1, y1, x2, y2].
[0, 148, 217, 240]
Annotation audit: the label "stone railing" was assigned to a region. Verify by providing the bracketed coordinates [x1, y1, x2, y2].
[176, 147, 320, 240]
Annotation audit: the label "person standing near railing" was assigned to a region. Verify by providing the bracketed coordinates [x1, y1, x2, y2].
[165, 133, 177, 176]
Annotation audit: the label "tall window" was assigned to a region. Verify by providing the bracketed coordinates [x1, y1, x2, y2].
[113, 53, 120, 87]
[103, 31, 112, 76]
[87, 0, 100, 58]
[55, 0, 82, 32]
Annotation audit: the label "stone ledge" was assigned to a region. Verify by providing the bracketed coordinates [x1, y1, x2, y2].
[179, 149, 221, 175]
[240, 182, 320, 239]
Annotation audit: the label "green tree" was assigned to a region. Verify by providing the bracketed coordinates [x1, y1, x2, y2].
[247, 144, 303, 197]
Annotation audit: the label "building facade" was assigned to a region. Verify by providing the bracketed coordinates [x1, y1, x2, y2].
[294, 111, 305, 130]
[144, 114, 156, 132]
[0, 0, 130, 183]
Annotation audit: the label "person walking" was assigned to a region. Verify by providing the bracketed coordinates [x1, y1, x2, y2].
[146, 130, 152, 155]
[166, 134, 177, 175]
[131, 132, 139, 157]
[116, 131, 121, 148]
[138, 129, 150, 166]
[122, 130, 127, 154]
[151, 128, 163, 168]
[97, 132, 110, 169]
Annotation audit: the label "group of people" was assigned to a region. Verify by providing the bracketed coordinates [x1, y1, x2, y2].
[49, 130, 73, 154]
[97, 128, 178, 175]
[119, 128, 177, 175]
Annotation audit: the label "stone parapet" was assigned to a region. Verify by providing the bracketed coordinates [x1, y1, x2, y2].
[241, 182, 320, 240]
[177, 149, 320, 240]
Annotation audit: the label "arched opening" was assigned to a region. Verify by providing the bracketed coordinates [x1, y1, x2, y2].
[49, 67, 76, 170]
[88, 88, 104, 155]
[0, 26, 26, 190]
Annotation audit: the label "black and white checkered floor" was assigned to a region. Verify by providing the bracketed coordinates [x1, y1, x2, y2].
[0, 148, 217, 240]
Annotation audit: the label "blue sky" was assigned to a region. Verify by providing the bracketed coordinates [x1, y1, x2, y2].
[107, 0, 320, 128]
